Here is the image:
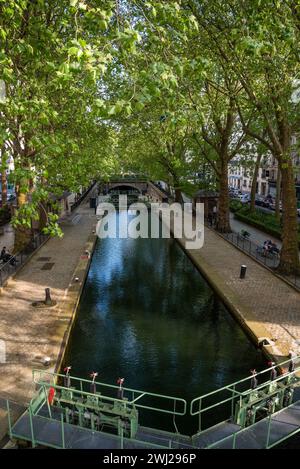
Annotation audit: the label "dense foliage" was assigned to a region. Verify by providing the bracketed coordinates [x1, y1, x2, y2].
[0, 0, 299, 273]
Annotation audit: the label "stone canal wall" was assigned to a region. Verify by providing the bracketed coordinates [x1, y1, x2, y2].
[174, 225, 300, 364]
[0, 190, 98, 441]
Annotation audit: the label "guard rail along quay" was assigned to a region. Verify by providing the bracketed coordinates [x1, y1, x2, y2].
[6, 356, 300, 449]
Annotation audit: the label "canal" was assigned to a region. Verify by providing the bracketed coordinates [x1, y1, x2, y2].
[65, 211, 266, 435]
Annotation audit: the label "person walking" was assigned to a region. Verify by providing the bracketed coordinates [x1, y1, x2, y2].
[207, 211, 213, 226]
[212, 205, 217, 225]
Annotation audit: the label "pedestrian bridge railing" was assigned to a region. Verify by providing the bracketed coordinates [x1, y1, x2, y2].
[6, 359, 300, 449]
[190, 356, 300, 435]
[32, 369, 187, 421]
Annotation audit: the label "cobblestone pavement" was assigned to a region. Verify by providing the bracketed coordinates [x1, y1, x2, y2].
[229, 212, 280, 247]
[0, 193, 97, 424]
[181, 226, 300, 360]
[229, 212, 300, 261]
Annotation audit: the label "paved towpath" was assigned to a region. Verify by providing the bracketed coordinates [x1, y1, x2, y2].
[177, 224, 300, 362]
[0, 190, 98, 440]
[0, 223, 15, 252]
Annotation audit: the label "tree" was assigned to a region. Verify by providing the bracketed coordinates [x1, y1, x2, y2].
[191, 79, 249, 232]
[186, 0, 300, 273]
[0, 0, 136, 249]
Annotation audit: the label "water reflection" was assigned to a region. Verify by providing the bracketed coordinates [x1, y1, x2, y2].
[65, 212, 265, 434]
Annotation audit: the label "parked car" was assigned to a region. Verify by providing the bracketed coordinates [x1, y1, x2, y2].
[238, 194, 250, 203]
[262, 198, 271, 208]
[254, 196, 265, 207]
[238, 194, 251, 204]
[297, 207, 300, 217]
[229, 190, 241, 199]
[269, 201, 282, 212]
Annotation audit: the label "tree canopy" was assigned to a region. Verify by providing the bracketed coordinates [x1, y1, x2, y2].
[1, 0, 300, 273]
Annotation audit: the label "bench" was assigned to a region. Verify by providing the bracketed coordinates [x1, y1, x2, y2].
[239, 230, 251, 240]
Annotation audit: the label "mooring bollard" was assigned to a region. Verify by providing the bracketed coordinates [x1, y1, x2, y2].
[240, 265, 247, 279]
[32, 287, 56, 308]
[45, 288, 52, 305]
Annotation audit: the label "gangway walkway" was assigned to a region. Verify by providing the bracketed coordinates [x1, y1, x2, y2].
[6, 358, 300, 449]
[190, 356, 300, 449]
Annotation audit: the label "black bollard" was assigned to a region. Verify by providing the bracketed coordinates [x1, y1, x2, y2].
[240, 265, 247, 279]
[45, 288, 52, 305]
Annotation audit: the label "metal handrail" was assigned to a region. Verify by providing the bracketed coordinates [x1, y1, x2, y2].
[190, 357, 300, 417]
[32, 370, 187, 416]
[70, 182, 96, 212]
[217, 229, 300, 290]
[9, 360, 300, 449]
[8, 408, 170, 449]
[206, 397, 300, 449]
[0, 231, 49, 286]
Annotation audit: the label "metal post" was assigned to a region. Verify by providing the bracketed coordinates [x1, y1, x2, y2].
[240, 265, 247, 279]
[61, 413, 65, 449]
[120, 424, 124, 449]
[232, 431, 237, 449]
[198, 400, 202, 433]
[6, 400, 12, 439]
[44, 385, 52, 419]
[231, 385, 235, 420]
[28, 407, 36, 448]
[266, 413, 272, 448]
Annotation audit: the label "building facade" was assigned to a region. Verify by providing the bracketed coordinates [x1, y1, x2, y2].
[228, 158, 274, 197]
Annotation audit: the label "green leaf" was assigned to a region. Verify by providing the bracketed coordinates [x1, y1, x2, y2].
[68, 46, 80, 56]
[107, 105, 116, 116]
[124, 104, 132, 115]
[99, 20, 108, 31]
[135, 102, 145, 111]
[95, 98, 104, 107]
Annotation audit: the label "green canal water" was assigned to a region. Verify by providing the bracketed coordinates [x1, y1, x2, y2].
[65, 211, 266, 435]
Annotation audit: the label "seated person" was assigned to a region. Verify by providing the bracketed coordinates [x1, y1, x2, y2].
[263, 240, 270, 254]
[0, 247, 16, 265]
[0, 246, 6, 259]
[265, 240, 279, 254]
[269, 241, 280, 254]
